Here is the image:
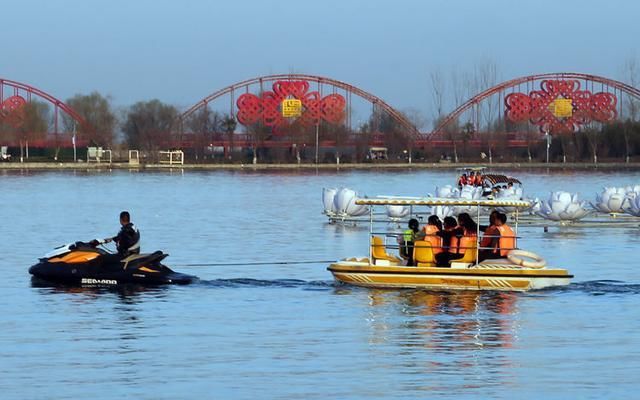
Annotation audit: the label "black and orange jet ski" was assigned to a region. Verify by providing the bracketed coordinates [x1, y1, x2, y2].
[29, 240, 197, 285]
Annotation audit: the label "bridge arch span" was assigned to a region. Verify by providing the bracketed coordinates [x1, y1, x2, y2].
[179, 74, 419, 137]
[431, 72, 640, 138]
[0, 78, 89, 133]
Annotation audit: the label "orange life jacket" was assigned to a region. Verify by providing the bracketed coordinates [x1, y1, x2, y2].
[496, 224, 516, 256]
[480, 225, 499, 251]
[458, 233, 477, 254]
[449, 234, 460, 254]
[423, 225, 443, 254]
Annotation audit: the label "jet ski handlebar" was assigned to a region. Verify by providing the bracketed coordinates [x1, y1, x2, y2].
[72, 239, 108, 249]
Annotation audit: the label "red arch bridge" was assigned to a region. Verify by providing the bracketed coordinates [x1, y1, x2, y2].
[178, 72, 640, 153]
[0, 78, 89, 148]
[2, 73, 639, 154]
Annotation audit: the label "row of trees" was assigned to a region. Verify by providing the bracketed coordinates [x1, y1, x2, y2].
[0, 92, 182, 152]
[3, 89, 640, 163]
[0, 90, 370, 163]
[415, 121, 640, 164]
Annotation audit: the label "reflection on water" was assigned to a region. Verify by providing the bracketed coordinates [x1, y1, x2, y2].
[341, 289, 521, 395]
[31, 277, 171, 301]
[365, 290, 518, 351]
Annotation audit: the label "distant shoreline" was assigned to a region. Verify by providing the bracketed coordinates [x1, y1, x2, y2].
[2, 161, 640, 171]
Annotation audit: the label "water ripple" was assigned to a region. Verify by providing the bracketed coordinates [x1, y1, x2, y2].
[544, 280, 640, 295]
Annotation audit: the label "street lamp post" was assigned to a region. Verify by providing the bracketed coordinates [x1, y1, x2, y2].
[72, 123, 77, 162]
[315, 123, 319, 164]
[544, 131, 552, 163]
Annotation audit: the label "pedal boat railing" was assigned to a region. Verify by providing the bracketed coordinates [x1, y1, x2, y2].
[356, 197, 532, 267]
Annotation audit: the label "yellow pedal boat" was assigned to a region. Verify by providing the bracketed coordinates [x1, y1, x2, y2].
[328, 197, 573, 292]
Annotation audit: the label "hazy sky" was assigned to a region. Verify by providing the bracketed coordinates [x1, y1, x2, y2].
[3, 0, 640, 120]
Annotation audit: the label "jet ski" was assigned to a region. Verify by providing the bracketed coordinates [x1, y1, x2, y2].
[29, 240, 198, 285]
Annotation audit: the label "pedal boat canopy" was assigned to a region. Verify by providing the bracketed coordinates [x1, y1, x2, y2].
[354, 197, 531, 208]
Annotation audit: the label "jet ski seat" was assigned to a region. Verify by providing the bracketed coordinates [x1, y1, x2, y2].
[121, 251, 167, 269]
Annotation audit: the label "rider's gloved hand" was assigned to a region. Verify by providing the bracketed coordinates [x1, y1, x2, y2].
[89, 239, 99, 246]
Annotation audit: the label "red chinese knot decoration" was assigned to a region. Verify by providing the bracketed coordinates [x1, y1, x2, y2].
[504, 80, 617, 133]
[236, 80, 346, 131]
[0, 95, 27, 128]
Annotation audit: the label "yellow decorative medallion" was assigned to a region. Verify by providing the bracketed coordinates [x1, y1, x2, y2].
[550, 98, 573, 118]
[282, 98, 302, 118]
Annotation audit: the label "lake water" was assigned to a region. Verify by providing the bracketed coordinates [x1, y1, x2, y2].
[1, 168, 639, 399]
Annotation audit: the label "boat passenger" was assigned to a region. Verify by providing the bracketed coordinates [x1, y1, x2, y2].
[457, 173, 468, 188]
[437, 216, 459, 251]
[457, 212, 477, 232]
[435, 213, 476, 267]
[480, 210, 499, 232]
[399, 218, 423, 266]
[474, 172, 483, 186]
[422, 215, 443, 254]
[495, 212, 516, 258]
[468, 171, 475, 186]
[478, 211, 500, 261]
[104, 211, 141, 258]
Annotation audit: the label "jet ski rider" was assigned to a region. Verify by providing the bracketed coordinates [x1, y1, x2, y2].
[104, 211, 140, 257]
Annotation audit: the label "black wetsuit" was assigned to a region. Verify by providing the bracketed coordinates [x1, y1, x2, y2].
[111, 223, 140, 257]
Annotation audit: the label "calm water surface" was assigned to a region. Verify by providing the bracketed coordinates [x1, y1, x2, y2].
[1, 168, 639, 399]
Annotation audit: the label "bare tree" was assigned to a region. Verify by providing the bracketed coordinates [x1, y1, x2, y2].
[430, 69, 446, 125]
[474, 60, 499, 162]
[220, 114, 238, 161]
[624, 57, 640, 120]
[524, 125, 538, 162]
[122, 100, 178, 158]
[449, 68, 467, 109]
[354, 121, 373, 162]
[476, 61, 500, 127]
[441, 117, 460, 163]
[583, 125, 600, 164]
[185, 106, 222, 161]
[248, 121, 272, 164]
[444, 68, 473, 163]
[461, 121, 475, 161]
[623, 57, 640, 162]
[64, 92, 117, 147]
[402, 108, 427, 131]
[17, 101, 51, 161]
[369, 105, 411, 160]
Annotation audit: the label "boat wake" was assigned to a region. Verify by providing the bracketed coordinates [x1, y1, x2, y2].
[543, 280, 640, 295]
[197, 278, 336, 290]
[198, 278, 640, 295]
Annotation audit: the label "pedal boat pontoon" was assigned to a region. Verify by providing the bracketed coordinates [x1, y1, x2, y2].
[328, 197, 573, 292]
